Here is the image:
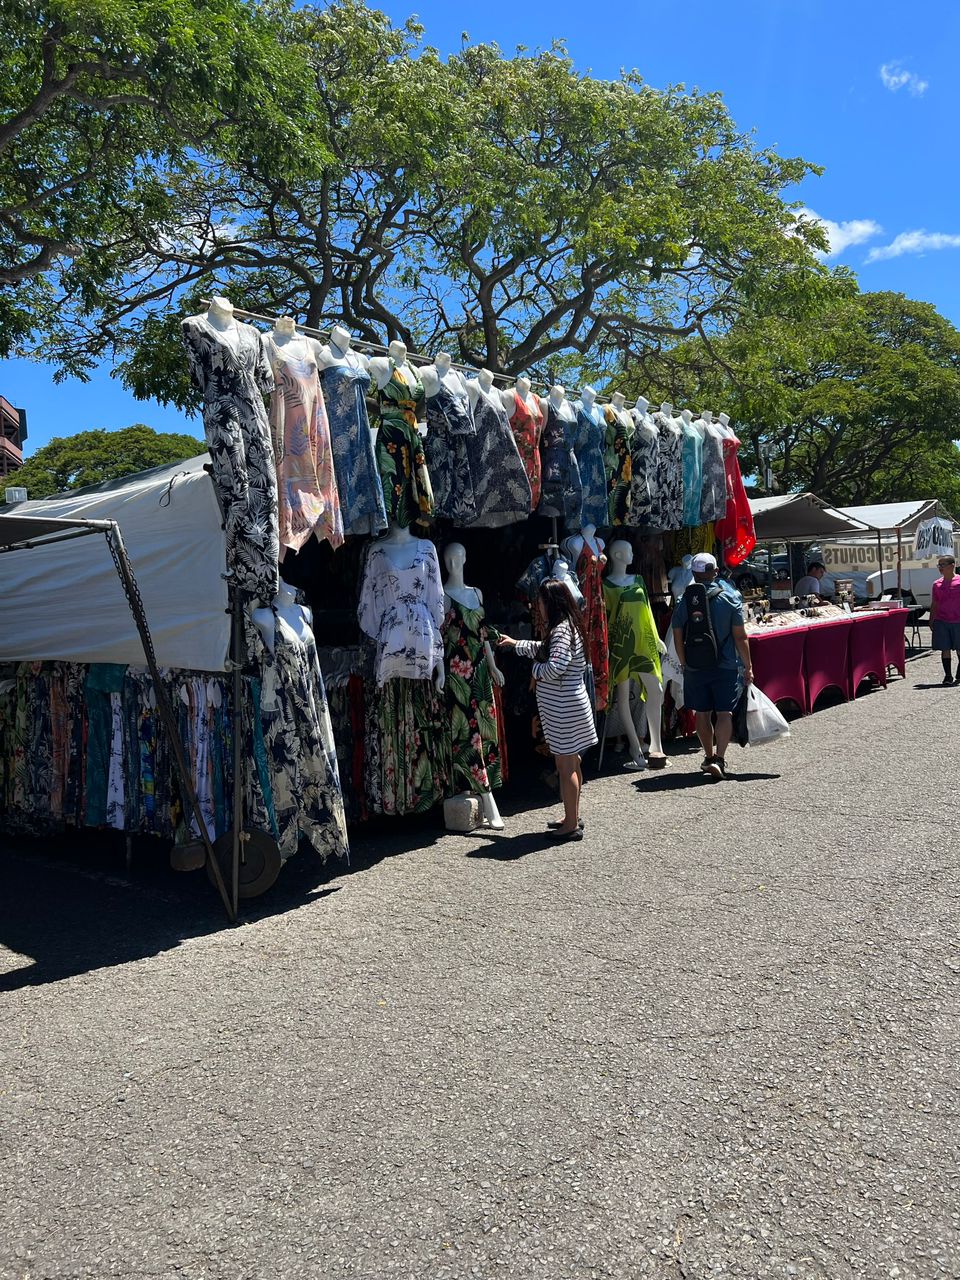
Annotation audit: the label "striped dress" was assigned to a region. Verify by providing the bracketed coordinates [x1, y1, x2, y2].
[515, 622, 598, 755]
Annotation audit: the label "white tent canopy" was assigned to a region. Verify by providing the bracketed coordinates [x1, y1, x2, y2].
[836, 500, 955, 536]
[0, 454, 229, 670]
[748, 493, 874, 542]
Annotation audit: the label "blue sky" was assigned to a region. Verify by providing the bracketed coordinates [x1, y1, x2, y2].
[5, 0, 958, 459]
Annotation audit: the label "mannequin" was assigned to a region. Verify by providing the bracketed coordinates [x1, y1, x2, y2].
[379, 518, 421, 564]
[679, 408, 704, 529]
[202, 296, 240, 350]
[563, 523, 609, 709]
[421, 350, 462, 399]
[359, 521, 444, 689]
[633, 395, 651, 418]
[604, 540, 668, 769]
[442, 542, 505, 830]
[545, 383, 575, 420]
[466, 367, 499, 408]
[368, 339, 419, 392]
[316, 323, 369, 371]
[654, 402, 684, 532]
[717, 411, 735, 439]
[563, 522, 603, 561]
[611, 391, 633, 428]
[551, 556, 585, 606]
[252, 582, 316, 653]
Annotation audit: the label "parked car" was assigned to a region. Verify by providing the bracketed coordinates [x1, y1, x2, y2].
[729, 552, 789, 591]
[865, 566, 937, 612]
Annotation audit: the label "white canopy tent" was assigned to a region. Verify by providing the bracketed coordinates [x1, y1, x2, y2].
[0, 454, 228, 670]
[748, 493, 874, 542]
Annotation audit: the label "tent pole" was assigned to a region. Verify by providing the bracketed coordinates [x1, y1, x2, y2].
[230, 582, 244, 919]
[104, 523, 235, 923]
[897, 527, 903, 599]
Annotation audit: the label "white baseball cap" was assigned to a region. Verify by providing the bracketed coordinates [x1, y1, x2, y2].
[691, 553, 718, 572]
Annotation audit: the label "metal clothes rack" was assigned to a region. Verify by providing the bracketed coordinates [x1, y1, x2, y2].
[197, 298, 632, 405]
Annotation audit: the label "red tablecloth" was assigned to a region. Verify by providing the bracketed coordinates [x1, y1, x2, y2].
[749, 625, 808, 713]
[749, 610, 907, 716]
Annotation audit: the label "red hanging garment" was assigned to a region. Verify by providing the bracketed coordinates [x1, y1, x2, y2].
[715, 432, 756, 567]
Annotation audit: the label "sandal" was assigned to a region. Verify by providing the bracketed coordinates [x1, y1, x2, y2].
[547, 819, 584, 830]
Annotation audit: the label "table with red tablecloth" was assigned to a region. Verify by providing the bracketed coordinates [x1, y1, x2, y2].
[748, 609, 908, 714]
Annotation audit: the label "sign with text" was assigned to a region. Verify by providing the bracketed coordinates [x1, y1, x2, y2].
[913, 517, 955, 561]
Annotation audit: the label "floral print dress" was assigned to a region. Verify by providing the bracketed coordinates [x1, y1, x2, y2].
[375, 361, 434, 529]
[681, 418, 704, 528]
[627, 415, 660, 529]
[573, 401, 608, 529]
[699, 425, 728, 524]
[424, 378, 478, 525]
[508, 392, 544, 509]
[603, 577, 663, 709]
[464, 387, 532, 527]
[182, 316, 280, 603]
[442, 595, 503, 794]
[654, 412, 684, 532]
[573, 542, 609, 710]
[604, 406, 634, 526]
[538, 401, 583, 530]
[319, 356, 387, 538]
[358, 541, 444, 686]
[265, 336, 344, 556]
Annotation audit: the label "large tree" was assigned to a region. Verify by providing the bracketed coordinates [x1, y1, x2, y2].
[0, 0, 326, 368]
[100, 0, 835, 408]
[14, 424, 203, 498]
[642, 290, 960, 509]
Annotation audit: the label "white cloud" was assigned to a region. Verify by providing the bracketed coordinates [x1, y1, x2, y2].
[795, 207, 883, 258]
[866, 230, 960, 263]
[879, 62, 928, 96]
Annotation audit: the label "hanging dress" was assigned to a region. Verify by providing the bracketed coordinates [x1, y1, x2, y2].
[464, 387, 532, 527]
[699, 426, 728, 524]
[508, 392, 544, 509]
[374, 361, 434, 529]
[573, 402, 608, 529]
[318, 355, 387, 538]
[714, 430, 757, 566]
[603, 578, 663, 708]
[572, 542, 609, 711]
[182, 316, 280, 603]
[265, 336, 344, 556]
[604, 406, 634, 527]
[627, 418, 660, 529]
[424, 378, 478, 525]
[442, 595, 503, 794]
[538, 401, 583, 530]
[655, 413, 684, 532]
[681, 419, 704, 528]
[358, 540, 444, 686]
[514, 621, 598, 756]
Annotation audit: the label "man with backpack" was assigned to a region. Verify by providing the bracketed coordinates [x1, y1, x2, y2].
[671, 553, 754, 780]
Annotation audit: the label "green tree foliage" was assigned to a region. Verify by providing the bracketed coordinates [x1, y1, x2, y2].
[15, 425, 203, 498]
[0, 0, 326, 367]
[104, 0, 835, 406]
[642, 291, 960, 508]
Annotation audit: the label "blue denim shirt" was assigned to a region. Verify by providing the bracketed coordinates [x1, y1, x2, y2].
[671, 583, 745, 670]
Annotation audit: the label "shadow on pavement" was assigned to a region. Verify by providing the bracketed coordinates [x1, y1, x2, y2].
[464, 831, 558, 861]
[633, 769, 781, 791]
[914, 681, 954, 690]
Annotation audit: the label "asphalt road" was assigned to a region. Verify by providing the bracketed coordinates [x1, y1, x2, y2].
[2, 650, 958, 1279]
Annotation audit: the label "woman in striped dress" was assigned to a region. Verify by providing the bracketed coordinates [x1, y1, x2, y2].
[498, 580, 597, 841]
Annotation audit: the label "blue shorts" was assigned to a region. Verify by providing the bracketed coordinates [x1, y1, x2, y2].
[683, 666, 741, 713]
[932, 619, 960, 651]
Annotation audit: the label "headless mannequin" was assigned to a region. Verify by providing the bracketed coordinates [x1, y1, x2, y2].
[551, 556, 585, 606]
[563, 523, 604, 563]
[466, 367, 500, 410]
[578, 385, 601, 421]
[443, 542, 504, 830]
[718, 411, 734, 440]
[545, 384, 576, 423]
[421, 350, 466, 400]
[251, 582, 315, 654]
[368, 339, 419, 393]
[269, 315, 315, 363]
[198, 296, 240, 352]
[610, 391, 633, 432]
[502, 374, 539, 417]
[605, 539, 668, 768]
[659, 401, 683, 438]
[316, 323, 369, 372]
[377, 520, 444, 688]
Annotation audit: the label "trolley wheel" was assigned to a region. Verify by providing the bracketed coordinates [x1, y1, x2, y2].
[205, 829, 282, 899]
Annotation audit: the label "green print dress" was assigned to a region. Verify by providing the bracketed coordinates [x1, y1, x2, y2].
[604, 405, 633, 526]
[441, 596, 502, 794]
[603, 577, 663, 710]
[375, 361, 434, 529]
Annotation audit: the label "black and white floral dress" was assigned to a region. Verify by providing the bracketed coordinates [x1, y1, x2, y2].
[358, 541, 445, 686]
[424, 379, 479, 525]
[182, 316, 280, 603]
[654, 411, 684, 532]
[464, 387, 532, 527]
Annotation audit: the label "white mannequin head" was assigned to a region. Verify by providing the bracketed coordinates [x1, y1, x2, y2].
[660, 402, 673, 417]
[608, 539, 633, 572]
[388, 339, 408, 364]
[719, 412, 730, 427]
[581, 385, 596, 408]
[635, 395, 650, 415]
[680, 408, 693, 424]
[477, 368, 494, 392]
[434, 351, 452, 375]
[209, 296, 234, 318]
[703, 410, 714, 424]
[274, 316, 296, 337]
[611, 391, 626, 410]
[549, 383, 566, 403]
[515, 375, 531, 397]
[444, 541, 467, 577]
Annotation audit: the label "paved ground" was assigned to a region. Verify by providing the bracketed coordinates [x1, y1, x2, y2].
[2, 649, 959, 1280]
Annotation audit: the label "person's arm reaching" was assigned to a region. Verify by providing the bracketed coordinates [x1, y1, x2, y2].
[733, 623, 753, 685]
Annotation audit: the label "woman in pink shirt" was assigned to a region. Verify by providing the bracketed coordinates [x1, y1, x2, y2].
[929, 555, 960, 685]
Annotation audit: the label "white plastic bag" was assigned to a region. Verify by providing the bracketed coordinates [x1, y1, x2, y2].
[745, 683, 791, 746]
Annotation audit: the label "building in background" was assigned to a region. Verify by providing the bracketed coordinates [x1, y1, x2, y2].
[0, 396, 27, 479]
